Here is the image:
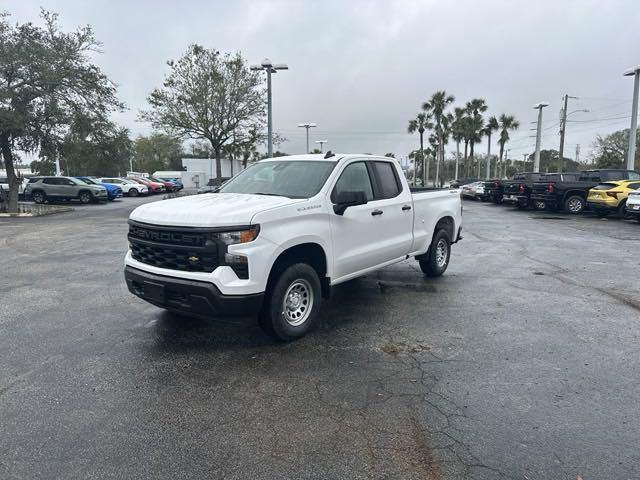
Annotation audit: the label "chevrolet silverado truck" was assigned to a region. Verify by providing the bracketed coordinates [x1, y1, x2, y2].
[530, 169, 640, 214]
[503, 172, 579, 210]
[124, 154, 463, 341]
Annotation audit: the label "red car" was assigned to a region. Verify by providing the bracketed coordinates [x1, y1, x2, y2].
[148, 176, 176, 192]
[129, 177, 165, 194]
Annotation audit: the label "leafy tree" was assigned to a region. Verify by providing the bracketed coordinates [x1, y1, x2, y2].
[0, 11, 123, 212]
[591, 129, 639, 169]
[483, 116, 499, 178]
[133, 133, 184, 174]
[464, 99, 487, 176]
[497, 114, 520, 177]
[407, 112, 432, 186]
[141, 45, 266, 181]
[423, 91, 455, 187]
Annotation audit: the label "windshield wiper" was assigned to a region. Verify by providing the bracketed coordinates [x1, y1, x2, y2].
[252, 192, 289, 197]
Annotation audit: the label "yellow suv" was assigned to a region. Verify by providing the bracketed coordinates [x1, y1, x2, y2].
[587, 180, 640, 217]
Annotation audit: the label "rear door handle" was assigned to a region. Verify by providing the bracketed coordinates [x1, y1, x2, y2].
[371, 209, 383, 216]
[402, 205, 412, 211]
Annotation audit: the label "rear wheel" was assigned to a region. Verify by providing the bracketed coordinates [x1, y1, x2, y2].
[564, 195, 585, 214]
[418, 229, 451, 277]
[259, 263, 322, 341]
[128, 188, 138, 197]
[533, 200, 546, 211]
[32, 190, 46, 204]
[79, 191, 92, 204]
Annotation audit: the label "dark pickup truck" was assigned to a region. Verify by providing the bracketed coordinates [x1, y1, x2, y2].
[503, 172, 580, 210]
[482, 179, 503, 203]
[530, 169, 640, 214]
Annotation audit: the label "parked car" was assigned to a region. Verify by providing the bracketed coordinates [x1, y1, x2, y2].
[586, 180, 640, 217]
[530, 169, 640, 214]
[482, 179, 503, 203]
[154, 177, 184, 191]
[24, 176, 108, 204]
[461, 181, 485, 200]
[503, 172, 558, 210]
[75, 176, 122, 201]
[626, 189, 640, 222]
[129, 177, 166, 194]
[148, 176, 177, 192]
[97, 177, 149, 197]
[124, 154, 463, 341]
[448, 177, 479, 189]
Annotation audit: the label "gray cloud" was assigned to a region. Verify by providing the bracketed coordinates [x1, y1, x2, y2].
[7, 0, 640, 162]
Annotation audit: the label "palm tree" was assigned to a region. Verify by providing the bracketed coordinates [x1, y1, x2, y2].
[497, 114, 520, 177]
[408, 112, 432, 186]
[483, 116, 499, 179]
[423, 91, 455, 187]
[451, 107, 466, 180]
[465, 99, 488, 177]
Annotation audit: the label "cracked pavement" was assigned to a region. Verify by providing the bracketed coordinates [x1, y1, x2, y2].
[1, 196, 639, 479]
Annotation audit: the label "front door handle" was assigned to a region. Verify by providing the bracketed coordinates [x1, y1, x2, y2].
[371, 209, 383, 216]
[402, 205, 412, 211]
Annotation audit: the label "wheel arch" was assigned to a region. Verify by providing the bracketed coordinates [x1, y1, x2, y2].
[266, 242, 330, 298]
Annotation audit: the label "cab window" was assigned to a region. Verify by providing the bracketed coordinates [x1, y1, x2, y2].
[370, 161, 401, 199]
[628, 172, 640, 180]
[331, 162, 374, 202]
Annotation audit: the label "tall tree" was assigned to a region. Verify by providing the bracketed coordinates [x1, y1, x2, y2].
[483, 115, 499, 178]
[407, 112, 432, 186]
[465, 99, 487, 176]
[497, 114, 520, 176]
[0, 11, 123, 212]
[591, 129, 639, 169]
[451, 107, 466, 180]
[423, 91, 455, 187]
[133, 133, 184, 174]
[141, 45, 266, 182]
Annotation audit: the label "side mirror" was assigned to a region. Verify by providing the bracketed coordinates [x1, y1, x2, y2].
[333, 190, 367, 215]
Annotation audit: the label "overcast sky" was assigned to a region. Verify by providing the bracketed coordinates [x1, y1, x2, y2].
[6, 0, 640, 163]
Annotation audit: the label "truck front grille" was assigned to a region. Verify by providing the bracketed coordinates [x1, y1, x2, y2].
[128, 223, 220, 272]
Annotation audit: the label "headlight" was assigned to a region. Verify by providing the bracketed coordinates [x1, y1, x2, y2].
[214, 226, 260, 245]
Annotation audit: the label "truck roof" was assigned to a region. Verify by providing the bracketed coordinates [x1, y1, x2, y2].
[260, 153, 393, 163]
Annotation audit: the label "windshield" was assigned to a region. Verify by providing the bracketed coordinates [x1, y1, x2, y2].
[219, 161, 336, 198]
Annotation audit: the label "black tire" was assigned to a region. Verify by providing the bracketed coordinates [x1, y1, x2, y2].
[418, 229, 451, 277]
[564, 195, 585, 214]
[32, 190, 46, 204]
[618, 201, 629, 219]
[259, 262, 322, 341]
[128, 188, 139, 197]
[79, 191, 92, 204]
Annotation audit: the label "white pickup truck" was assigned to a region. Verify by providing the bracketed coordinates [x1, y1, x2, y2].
[125, 153, 462, 340]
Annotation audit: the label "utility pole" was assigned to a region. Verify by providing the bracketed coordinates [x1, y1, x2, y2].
[298, 123, 316, 153]
[575, 144, 580, 164]
[624, 65, 640, 170]
[558, 95, 588, 172]
[533, 102, 549, 172]
[315, 140, 327, 153]
[250, 58, 288, 158]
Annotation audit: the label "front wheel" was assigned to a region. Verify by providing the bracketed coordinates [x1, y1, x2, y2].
[128, 188, 138, 197]
[32, 190, 46, 204]
[79, 191, 92, 204]
[418, 229, 451, 277]
[259, 263, 322, 341]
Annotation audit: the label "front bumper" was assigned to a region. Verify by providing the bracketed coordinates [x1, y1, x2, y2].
[125, 266, 264, 317]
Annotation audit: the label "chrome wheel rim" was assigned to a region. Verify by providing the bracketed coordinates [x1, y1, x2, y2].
[81, 193, 90, 203]
[33, 192, 43, 203]
[568, 198, 582, 213]
[535, 201, 545, 210]
[435, 239, 448, 268]
[282, 279, 313, 327]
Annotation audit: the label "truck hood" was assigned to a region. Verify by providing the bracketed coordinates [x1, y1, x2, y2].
[129, 193, 304, 227]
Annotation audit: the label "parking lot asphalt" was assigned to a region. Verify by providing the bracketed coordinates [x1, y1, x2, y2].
[1, 196, 639, 480]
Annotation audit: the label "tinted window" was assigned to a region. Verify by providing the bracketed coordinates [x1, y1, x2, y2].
[371, 161, 401, 199]
[627, 183, 640, 190]
[628, 172, 640, 180]
[332, 162, 374, 202]
[43, 177, 59, 185]
[593, 183, 618, 190]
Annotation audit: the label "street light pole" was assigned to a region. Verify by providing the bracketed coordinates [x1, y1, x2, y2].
[250, 58, 288, 158]
[558, 95, 588, 172]
[624, 66, 640, 170]
[533, 102, 549, 173]
[298, 123, 316, 153]
[315, 140, 327, 153]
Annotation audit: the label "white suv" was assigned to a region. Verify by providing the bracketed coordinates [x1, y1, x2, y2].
[626, 189, 640, 222]
[98, 178, 148, 197]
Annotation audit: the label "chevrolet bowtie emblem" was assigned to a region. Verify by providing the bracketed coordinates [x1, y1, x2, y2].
[188, 256, 199, 263]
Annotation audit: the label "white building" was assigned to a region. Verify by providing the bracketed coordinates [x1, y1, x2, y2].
[181, 158, 245, 183]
